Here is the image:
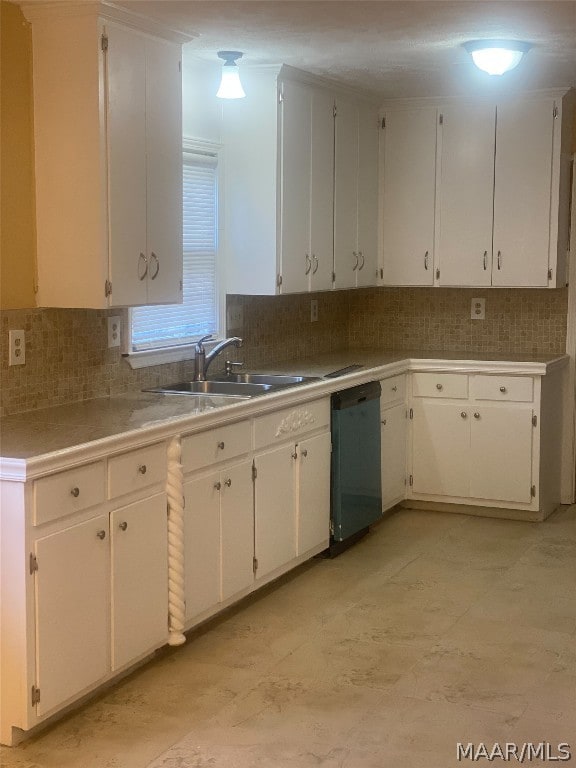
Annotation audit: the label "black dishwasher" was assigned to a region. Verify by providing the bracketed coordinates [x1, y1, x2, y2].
[330, 381, 382, 555]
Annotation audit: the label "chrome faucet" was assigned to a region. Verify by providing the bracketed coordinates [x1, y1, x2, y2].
[193, 335, 243, 381]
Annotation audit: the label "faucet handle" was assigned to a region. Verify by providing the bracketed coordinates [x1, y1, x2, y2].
[195, 334, 213, 352]
[225, 360, 243, 376]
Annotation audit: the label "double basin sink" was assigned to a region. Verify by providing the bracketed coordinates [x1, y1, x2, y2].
[147, 374, 321, 399]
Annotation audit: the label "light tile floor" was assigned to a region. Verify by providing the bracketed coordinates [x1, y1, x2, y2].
[2, 506, 575, 768]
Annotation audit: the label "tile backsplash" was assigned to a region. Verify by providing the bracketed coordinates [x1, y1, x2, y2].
[0, 287, 569, 416]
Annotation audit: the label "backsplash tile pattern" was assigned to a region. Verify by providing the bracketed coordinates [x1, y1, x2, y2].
[348, 288, 568, 355]
[0, 287, 568, 417]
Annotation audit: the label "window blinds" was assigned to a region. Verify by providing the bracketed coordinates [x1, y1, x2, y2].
[131, 151, 218, 351]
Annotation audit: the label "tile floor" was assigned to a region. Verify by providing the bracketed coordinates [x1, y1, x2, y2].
[2, 505, 575, 768]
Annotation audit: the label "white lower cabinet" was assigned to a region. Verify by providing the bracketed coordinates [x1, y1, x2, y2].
[34, 515, 110, 717]
[183, 458, 254, 622]
[297, 432, 331, 555]
[110, 494, 168, 671]
[410, 374, 538, 506]
[381, 403, 408, 509]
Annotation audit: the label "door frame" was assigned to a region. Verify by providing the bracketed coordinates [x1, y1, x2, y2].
[563, 152, 576, 504]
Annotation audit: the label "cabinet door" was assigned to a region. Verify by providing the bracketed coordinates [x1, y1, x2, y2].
[145, 36, 183, 304]
[254, 444, 296, 579]
[357, 102, 379, 287]
[492, 99, 555, 287]
[107, 24, 148, 307]
[381, 403, 407, 508]
[310, 88, 335, 292]
[334, 97, 359, 289]
[34, 515, 109, 716]
[111, 494, 168, 670]
[381, 108, 436, 286]
[297, 431, 331, 555]
[184, 471, 221, 621]
[280, 80, 312, 294]
[221, 460, 254, 601]
[437, 104, 495, 287]
[470, 406, 534, 503]
[412, 401, 470, 498]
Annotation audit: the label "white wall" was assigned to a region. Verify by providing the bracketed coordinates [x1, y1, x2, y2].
[181, 50, 222, 143]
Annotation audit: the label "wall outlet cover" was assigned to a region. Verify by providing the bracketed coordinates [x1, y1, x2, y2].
[311, 299, 319, 323]
[8, 329, 25, 366]
[471, 298, 486, 320]
[227, 304, 244, 330]
[108, 316, 121, 347]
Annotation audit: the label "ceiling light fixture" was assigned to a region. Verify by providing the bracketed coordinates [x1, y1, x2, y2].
[463, 40, 532, 76]
[216, 50, 246, 99]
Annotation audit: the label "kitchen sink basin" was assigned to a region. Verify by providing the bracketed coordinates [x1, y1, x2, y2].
[209, 373, 321, 388]
[146, 381, 272, 397]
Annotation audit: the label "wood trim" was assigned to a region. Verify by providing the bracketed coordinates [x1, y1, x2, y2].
[563, 151, 576, 503]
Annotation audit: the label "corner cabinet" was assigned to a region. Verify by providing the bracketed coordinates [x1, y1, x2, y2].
[223, 66, 379, 295]
[380, 90, 574, 289]
[23, 4, 187, 308]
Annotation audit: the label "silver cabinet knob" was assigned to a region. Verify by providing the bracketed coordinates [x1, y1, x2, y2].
[358, 251, 365, 270]
[301, 449, 308, 457]
[70, 487, 80, 498]
[500, 386, 507, 393]
[224, 478, 232, 487]
[138, 464, 147, 475]
[461, 412, 467, 419]
[312, 254, 319, 274]
[96, 530, 106, 540]
[214, 481, 222, 491]
[474, 412, 480, 419]
[497, 250, 502, 270]
[436, 383, 443, 391]
[352, 251, 359, 271]
[149, 252, 160, 280]
[483, 250, 488, 270]
[217, 441, 225, 450]
[392, 385, 397, 392]
[305, 253, 312, 275]
[138, 252, 148, 281]
[424, 251, 429, 270]
[118, 521, 128, 531]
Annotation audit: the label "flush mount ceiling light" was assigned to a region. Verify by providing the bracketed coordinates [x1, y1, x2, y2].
[463, 40, 532, 76]
[216, 50, 246, 99]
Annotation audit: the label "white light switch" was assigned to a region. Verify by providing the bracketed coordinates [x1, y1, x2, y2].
[471, 298, 485, 320]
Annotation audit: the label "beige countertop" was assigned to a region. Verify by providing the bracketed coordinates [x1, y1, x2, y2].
[0, 348, 568, 477]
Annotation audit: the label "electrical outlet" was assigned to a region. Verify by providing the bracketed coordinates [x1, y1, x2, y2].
[227, 304, 244, 330]
[310, 299, 319, 323]
[9, 330, 25, 366]
[108, 316, 121, 347]
[471, 298, 485, 320]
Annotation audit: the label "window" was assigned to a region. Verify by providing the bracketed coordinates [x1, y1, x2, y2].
[127, 141, 221, 363]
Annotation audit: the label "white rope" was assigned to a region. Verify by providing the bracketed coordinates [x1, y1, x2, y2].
[166, 435, 186, 646]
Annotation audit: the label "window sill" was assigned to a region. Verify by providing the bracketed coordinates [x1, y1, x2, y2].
[123, 339, 225, 369]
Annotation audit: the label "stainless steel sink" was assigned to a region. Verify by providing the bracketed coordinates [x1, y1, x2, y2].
[146, 381, 272, 397]
[209, 374, 321, 388]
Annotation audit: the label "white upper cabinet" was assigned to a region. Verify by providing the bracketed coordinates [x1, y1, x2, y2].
[224, 66, 378, 295]
[23, 4, 185, 308]
[381, 91, 573, 289]
[334, 98, 380, 289]
[436, 103, 496, 287]
[380, 107, 437, 286]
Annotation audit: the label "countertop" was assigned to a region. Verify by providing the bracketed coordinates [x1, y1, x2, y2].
[0, 349, 568, 479]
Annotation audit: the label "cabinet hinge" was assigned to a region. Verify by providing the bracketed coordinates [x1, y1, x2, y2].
[409, 474, 413, 487]
[252, 556, 259, 574]
[29, 553, 38, 575]
[276, 274, 282, 288]
[278, 85, 284, 104]
[435, 268, 440, 280]
[553, 105, 558, 119]
[329, 519, 334, 536]
[179, 279, 183, 292]
[251, 462, 257, 481]
[178, 60, 182, 73]
[31, 685, 41, 705]
[379, 268, 384, 280]
[101, 34, 108, 52]
[532, 414, 538, 427]
[409, 408, 413, 420]
[381, 116, 386, 129]
[439, 113, 444, 125]
[548, 268, 553, 280]
[105, 280, 112, 298]
[333, 103, 337, 118]
[531, 484, 536, 498]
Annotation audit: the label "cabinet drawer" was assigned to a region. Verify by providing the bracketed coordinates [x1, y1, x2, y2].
[412, 373, 468, 399]
[108, 443, 167, 499]
[380, 374, 406, 408]
[254, 398, 330, 450]
[34, 462, 106, 525]
[182, 420, 252, 474]
[470, 375, 534, 403]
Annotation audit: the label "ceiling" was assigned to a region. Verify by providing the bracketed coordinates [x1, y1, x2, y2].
[119, 1, 576, 98]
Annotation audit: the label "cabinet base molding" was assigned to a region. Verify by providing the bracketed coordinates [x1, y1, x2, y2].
[400, 499, 559, 523]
